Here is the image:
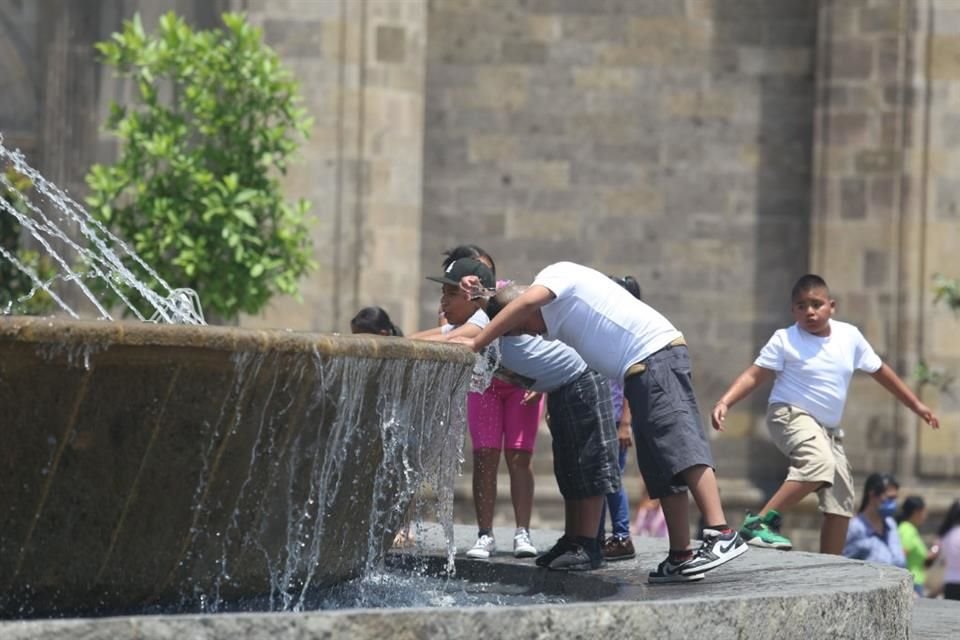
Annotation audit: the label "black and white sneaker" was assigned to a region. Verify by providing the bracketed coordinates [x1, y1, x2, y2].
[648, 556, 706, 583]
[680, 528, 748, 575]
[536, 536, 575, 567]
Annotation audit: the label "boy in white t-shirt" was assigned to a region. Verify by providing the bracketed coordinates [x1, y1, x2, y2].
[712, 274, 939, 554]
[458, 262, 748, 583]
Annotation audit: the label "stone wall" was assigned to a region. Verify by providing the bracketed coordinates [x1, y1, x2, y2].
[812, 0, 960, 483]
[421, 0, 818, 486]
[241, 0, 429, 335]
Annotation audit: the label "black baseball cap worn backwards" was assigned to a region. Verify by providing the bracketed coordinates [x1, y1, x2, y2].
[426, 257, 495, 290]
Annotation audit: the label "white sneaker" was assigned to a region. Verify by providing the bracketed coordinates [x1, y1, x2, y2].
[513, 528, 537, 558]
[466, 534, 496, 559]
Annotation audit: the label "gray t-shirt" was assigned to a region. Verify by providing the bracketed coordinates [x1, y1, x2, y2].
[498, 334, 587, 393]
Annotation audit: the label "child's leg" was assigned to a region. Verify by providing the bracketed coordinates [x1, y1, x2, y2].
[500, 381, 540, 530]
[817, 437, 855, 554]
[820, 513, 850, 555]
[680, 464, 726, 529]
[660, 492, 692, 551]
[606, 448, 631, 539]
[467, 390, 504, 532]
[764, 404, 837, 518]
[504, 449, 533, 529]
[761, 479, 825, 515]
[473, 449, 501, 530]
[567, 496, 606, 538]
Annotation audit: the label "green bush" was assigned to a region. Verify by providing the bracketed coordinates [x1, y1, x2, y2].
[0, 167, 55, 315]
[86, 12, 314, 322]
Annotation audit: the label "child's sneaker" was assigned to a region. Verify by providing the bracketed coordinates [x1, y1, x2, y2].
[547, 543, 603, 571]
[535, 535, 575, 567]
[648, 556, 706, 583]
[739, 510, 793, 550]
[679, 528, 748, 575]
[513, 528, 537, 558]
[465, 534, 496, 559]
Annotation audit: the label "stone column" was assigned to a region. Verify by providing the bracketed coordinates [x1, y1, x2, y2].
[811, 0, 960, 480]
[241, 0, 428, 334]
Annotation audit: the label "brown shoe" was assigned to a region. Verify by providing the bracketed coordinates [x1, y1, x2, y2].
[602, 536, 636, 561]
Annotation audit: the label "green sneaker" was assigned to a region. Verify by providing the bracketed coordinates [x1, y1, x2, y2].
[739, 510, 793, 550]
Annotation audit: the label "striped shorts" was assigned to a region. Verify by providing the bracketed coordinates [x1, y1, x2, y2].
[546, 368, 620, 500]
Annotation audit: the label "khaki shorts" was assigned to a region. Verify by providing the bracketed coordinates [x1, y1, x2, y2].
[766, 403, 855, 517]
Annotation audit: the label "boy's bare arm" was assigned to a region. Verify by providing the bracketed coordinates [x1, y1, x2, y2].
[411, 323, 481, 342]
[409, 326, 444, 340]
[711, 365, 776, 431]
[870, 363, 940, 428]
[464, 285, 555, 352]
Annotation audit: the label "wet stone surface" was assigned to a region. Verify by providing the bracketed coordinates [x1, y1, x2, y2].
[1, 524, 931, 640]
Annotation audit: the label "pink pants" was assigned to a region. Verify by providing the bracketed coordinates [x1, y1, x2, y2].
[467, 378, 542, 453]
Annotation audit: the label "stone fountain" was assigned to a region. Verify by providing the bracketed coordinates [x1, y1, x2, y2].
[0, 316, 472, 617]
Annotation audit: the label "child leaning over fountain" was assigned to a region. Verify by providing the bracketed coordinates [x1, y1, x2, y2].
[454, 261, 748, 583]
[487, 284, 621, 571]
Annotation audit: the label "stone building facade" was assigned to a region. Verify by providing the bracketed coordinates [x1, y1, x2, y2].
[1, 0, 958, 521]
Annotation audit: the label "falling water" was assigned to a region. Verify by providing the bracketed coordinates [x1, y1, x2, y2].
[173, 348, 472, 614]
[0, 137, 204, 324]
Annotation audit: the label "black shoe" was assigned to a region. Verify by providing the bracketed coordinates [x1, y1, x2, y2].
[547, 544, 604, 571]
[680, 528, 748, 575]
[535, 536, 575, 567]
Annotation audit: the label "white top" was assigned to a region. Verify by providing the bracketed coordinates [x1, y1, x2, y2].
[533, 261, 681, 381]
[441, 308, 489, 334]
[499, 335, 588, 393]
[755, 319, 882, 428]
[942, 525, 960, 584]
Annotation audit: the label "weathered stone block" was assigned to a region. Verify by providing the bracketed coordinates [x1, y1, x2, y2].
[376, 25, 406, 63]
[263, 19, 324, 57]
[841, 177, 868, 219]
[830, 39, 874, 79]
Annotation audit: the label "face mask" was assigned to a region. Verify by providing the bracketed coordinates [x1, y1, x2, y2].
[878, 497, 897, 519]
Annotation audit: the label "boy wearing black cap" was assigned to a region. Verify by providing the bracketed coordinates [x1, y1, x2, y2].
[411, 257, 496, 343]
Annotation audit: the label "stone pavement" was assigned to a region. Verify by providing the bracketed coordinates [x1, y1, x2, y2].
[3, 524, 953, 639]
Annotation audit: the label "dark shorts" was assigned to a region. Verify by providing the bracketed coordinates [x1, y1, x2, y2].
[546, 369, 620, 500]
[624, 345, 714, 500]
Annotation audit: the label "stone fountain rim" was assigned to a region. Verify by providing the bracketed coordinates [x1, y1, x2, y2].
[0, 316, 475, 364]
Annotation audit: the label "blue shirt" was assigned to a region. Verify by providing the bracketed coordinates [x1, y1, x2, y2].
[843, 514, 906, 568]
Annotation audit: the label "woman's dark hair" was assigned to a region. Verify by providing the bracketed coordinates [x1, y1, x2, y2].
[896, 495, 925, 525]
[350, 306, 402, 336]
[610, 274, 642, 300]
[858, 472, 899, 513]
[938, 499, 960, 537]
[443, 244, 496, 278]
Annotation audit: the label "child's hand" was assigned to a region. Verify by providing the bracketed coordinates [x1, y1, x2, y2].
[521, 390, 542, 405]
[711, 401, 728, 432]
[617, 421, 633, 450]
[916, 403, 940, 429]
[448, 336, 478, 351]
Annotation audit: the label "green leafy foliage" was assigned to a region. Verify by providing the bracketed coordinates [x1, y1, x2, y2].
[86, 12, 314, 322]
[932, 273, 960, 313]
[0, 167, 56, 315]
[914, 274, 960, 393]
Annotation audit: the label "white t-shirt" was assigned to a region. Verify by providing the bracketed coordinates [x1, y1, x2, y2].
[533, 262, 681, 381]
[755, 319, 883, 428]
[498, 335, 587, 393]
[441, 308, 488, 334]
[942, 526, 960, 584]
